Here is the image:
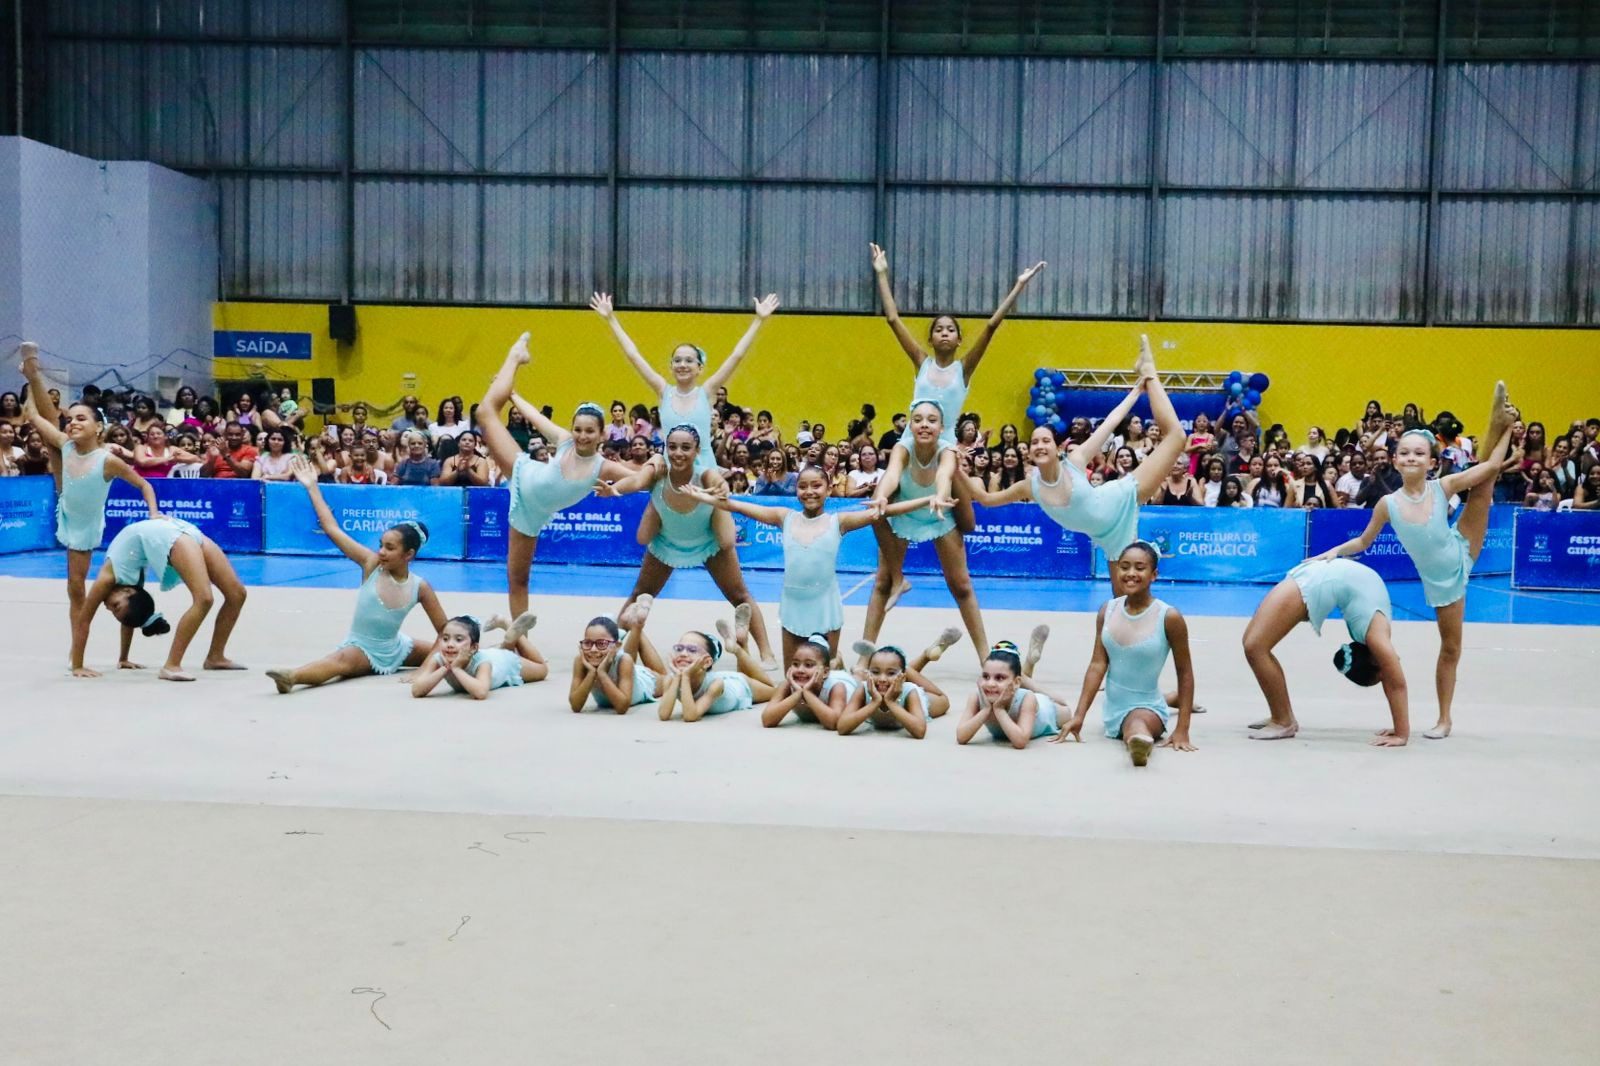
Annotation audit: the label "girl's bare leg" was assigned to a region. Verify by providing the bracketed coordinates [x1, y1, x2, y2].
[1023, 624, 1049, 676]
[1242, 579, 1309, 739]
[870, 518, 911, 611]
[703, 548, 775, 664]
[905, 666, 950, 718]
[199, 539, 248, 669]
[953, 474, 976, 534]
[620, 554, 673, 622]
[506, 531, 536, 618]
[268, 646, 373, 693]
[712, 506, 736, 552]
[636, 503, 661, 547]
[932, 530, 988, 669]
[862, 533, 908, 652]
[160, 537, 215, 680]
[911, 627, 962, 673]
[65, 549, 92, 636]
[1120, 707, 1166, 766]
[1131, 372, 1189, 505]
[722, 631, 774, 688]
[1427, 601, 1464, 740]
[508, 635, 549, 681]
[620, 594, 669, 676]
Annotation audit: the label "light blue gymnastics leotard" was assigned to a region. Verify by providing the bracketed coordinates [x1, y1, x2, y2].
[779, 511, 843, 637]
[822, 669, 859, 705]
[592, 654, 658, 709]
[508, 440, 602, 537]
[106, 517, 203, 591]
[1100, 596, 1173, 739]
[56, 441, 111, 551]
[913, 359, 968, 447]
[696, 670, 754, 714]
[1288, 558, 1391, 644]
[467, 647, 525, 690]
[646, 471, 721, 568]
[843, 681, 928, 734]
[1033, 464, 1142, 559]
[1387, 481, 1473, 607]
[660, 385, 716, 471]
[985, 687, 1061, 742]
[337, 569, 421, 674]
[887, 441, 955, 543]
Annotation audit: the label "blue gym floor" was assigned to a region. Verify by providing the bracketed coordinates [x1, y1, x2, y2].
[1, 551, 1593, 626]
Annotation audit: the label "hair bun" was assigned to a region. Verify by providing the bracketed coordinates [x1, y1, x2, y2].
[142, 613, 171, 637]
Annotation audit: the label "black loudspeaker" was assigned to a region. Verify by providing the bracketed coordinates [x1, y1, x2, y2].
[328, 303, 357, 343]
[311, 378, 336, 414]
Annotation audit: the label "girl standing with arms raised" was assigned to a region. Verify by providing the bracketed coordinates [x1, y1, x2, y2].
[599, 425, 778, 666]
[1312, 383, 1516, 739]
[476, 333, 636, 617]
[590, 291, 779, 551]
[266, 458, 449, 693]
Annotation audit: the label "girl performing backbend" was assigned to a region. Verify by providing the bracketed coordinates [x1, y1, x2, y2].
[1056, 542, 1196, 766]
[1242, 558, 1409, 745]
[476, 333, 636, 617]
[864, 399, 988, 668]
[20, 344, 164, 635]
[267, 459, 448, 693]
[681, 463, 930, 666]
[71, 517, 248, 681]
[1312, 383, 1516, 740]
[591, 290, 779, 554]
[600, 424, 778, 666]
[410, 613, 545, 700]
[970, 336, 1188, 562]
[837, 641, 953, 740]
[955, 640, 1064, 749]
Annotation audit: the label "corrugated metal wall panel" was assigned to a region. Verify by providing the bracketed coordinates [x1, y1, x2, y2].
[619, 184, 745, 307]
[252, 0, 343, 38]
[1296, 63, 1431, 189]
[47, 0, 144, 35]
[354, 179, 480, 301]
[1016, 191, 1147, 317]
[1292, 197, 1425, 321]
[750, 54, 875, 181]
[1440, 64, 1581, 191]
[1575, 64, 1599, 192]
[248, 48, 343, 167]
[889, 57, 1018, 183]
[1163, 61, 1295, 187]
[1433, 199, 1573, 323]
[884, 188, 1017, 315]
[750, 185, 874, 311]
[145, 43, 247, 168]
[147, 0, 247, 36]
[47, 42, 149, 160]
[1574, 202, 1599, 325]
[220, 175, 344, 300]
[483, 51, 610, 175]
[354, 50, 481, 173]
[1161, 194, 1291, 319]
[1019, 59, 1151, 186]
[621, 53, 747, 178]
[481, 182, 608, 305]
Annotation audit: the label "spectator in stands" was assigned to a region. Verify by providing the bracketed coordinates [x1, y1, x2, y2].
[228, 392, 262, 429]
[0, 422, 19, 476]
[605, 401, 631, 444]
[0, 391, 23, 429]
[847, 443, 883, 497]
[338, 443, 388, 485]
[1294, 454, 1332, 509]
[1299, 426, 1330, 462]
[305, 437, 338, 482]
[133, 424, 198, 478]
[1523, 467, 1560, 511]
[390, 396, 421, 432]
[1402, 402, 1425, 430]
[876, 411, 906, 451]
[393, 431, 440, 486]
[1107, 446, 1137, 482]
[624, 435, 654, 471]
[1546, 438, 1578, 498]
[1352, 447, 1401, 508]
[252, 427, 298, 481]
[1228, 432, 1259, 476]
[1218, 475, 1250, 508]
[1248, 454, 1295, 508]
[128, 396, 163, 437]
[429, 397, 468, 448]
[438, 430, 490, 487]
[1152, 453, 1202, 506]
[1434, 411, 1473, 475]
[203, 423, 258, 479]
[503, 404, 533, 452]
[190, 397, 224, 435]
[1575, 464, 1600, 509]
[1522, 421, 1546, 469]
[747, 409, 782, 457]
[752, 449, 796, 496]
[993, 445, 1026, 491]
[1335, 451, 1367, 507]
[1219, 413, 1255, 466]
[16, 425, 51, 476]
[1185, 413, 1215, 475]
[164, 385, 199, 426]
[1200, 455, 1228, 506]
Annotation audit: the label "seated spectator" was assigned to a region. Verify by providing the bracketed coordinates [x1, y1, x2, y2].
[1151, 453, 1201, 505]
[17, 426, 51, 475]
[625, 435, 654, 471]
[228, 392, 262, 429]
[338, 443, 389, 485]
[1298, 426, 1330, 461]
[992, 445, 1026, 491]
[1294, 454, 1332, 509]
[438, 430, 490, 487]
[1199, 455, 1228, 506]
[971, 448, 992, 488]
[0, 390, 23, 429]
[189, 397, 225, 435]
[1352, 447, 1401, 508]
[1106, 446, 1137, 482]
[0, 422, 19, 476]
[1227, 434, 1259, 476]
[1574, 464, 1600, 509]
[749, 409, 782, 456]
[846, 444, 882, 497]
[1247, 454, 1295, 508]
[164, 385, 199, 427]
[1524, 468, 1560, 511]
[134, 424, 200, 478]
[876, 412, 906, 451]
[393, 431, 441, 486]
[252, 427, 298, 481]
[1335, 450, 1367, 507]
[1218, 475, 1251, 508]
[129, 396, 164, 437]
[203, 423, 258, 478]
[1547, 438, 1579, 498]
[305, 437, 339, 482]
[430, 397, 468, 448]
[391, 396, 421, 432]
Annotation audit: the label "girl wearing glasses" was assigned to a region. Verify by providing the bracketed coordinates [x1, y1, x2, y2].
[569, 600, 661, 713]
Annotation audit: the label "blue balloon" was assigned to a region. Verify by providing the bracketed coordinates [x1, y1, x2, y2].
[1035, 369, 1049, 382]
[1249, 372, 1270, 393]
[1050, 370, 1066, 387]
[1227, 370, 1244, 385]
[1229, 382, 1244, 397]
[1048, 416, 1066, 431]
[1245, 388, 1261, 406]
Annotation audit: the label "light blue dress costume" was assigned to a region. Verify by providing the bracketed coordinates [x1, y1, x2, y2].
[1100, 597, 1173, 739]
[660, 385, 716, 472]
[887, 441, 956, 543]
[779, 511, 844, 637]
[696, 670, 754, 714]
[508, 439, 602, 537]
[338, 569, 422, 674]
[56, 441, 111, 551]
[1288, 558, 1390, 643]
[1387, 481, 1473, 607]
[913, 359, 968, 447]
[1033, 464, 1141, 559]
[106, 517, 203, 591]
[647, 472, 721, 568]
[468, 647, 525, 690]
[592, 654, 658, 709]
[822, 669, 859, 704]
[985, 687, 1061, 742]
[843, 681, 927, 734]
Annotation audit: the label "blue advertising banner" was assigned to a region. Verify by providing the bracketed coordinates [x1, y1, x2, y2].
[1103, 506, 1308, 584]
[904, 504, 1095, 579]
[104, 478, 264, 553]
[1306, 503, 1516, 579]
[1050, 388, 1229, 432]
[263, 482, 466, 559]
[0, 475, 56, 553]
[466, 488, 650, 566]
[1512, 510, 1600, 591]
[213, 330, 312, 359]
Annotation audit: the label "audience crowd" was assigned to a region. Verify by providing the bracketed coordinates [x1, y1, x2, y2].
[4, 381, 1599, 513]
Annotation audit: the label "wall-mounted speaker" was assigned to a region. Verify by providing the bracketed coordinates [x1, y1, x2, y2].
[328, 303, 357, 343]
[311, 377, 336, 414]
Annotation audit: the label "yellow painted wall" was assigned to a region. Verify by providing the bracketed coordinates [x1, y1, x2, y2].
[213, 301, 1598, 440]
